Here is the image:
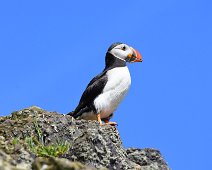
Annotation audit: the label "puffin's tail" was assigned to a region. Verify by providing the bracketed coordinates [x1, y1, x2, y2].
[67, 106, 89, 119]
[67, 110, 79, 118]
[67, 111, 74, 116]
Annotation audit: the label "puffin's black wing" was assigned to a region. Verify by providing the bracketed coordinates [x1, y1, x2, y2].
[68, 71, 108, 118]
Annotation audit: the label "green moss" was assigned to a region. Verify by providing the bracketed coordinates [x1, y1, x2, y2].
[25, 137, 70, 157]
[11, 138, 19, 145]
[25, 119, 70, 157]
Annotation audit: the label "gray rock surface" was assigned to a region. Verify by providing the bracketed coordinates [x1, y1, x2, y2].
[0, 106, 170, 170]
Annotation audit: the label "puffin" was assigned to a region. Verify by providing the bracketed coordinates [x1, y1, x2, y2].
[68, 42, 142, 125]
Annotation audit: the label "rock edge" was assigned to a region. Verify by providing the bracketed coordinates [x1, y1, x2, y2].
[0, 106, 170, 170]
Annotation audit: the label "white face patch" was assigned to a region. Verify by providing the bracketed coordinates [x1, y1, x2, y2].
[109, 44, 132, 61]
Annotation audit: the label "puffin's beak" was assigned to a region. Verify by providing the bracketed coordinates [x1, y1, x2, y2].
[128, 47, 143, 63]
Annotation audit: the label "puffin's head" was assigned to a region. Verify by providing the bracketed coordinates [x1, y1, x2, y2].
[107, 42, 142, 63]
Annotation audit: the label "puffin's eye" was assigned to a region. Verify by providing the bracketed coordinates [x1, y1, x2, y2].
[122, 46, 126, 51]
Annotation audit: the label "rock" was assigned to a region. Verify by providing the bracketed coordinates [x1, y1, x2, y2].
[32, 157, 102, 170]
[0, 106, 170, 170]
[126, 148, 170, 170]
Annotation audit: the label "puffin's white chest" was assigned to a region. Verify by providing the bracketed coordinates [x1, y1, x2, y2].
[94, 66, 131, 118]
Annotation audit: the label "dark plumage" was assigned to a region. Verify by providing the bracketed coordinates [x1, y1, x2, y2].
[68, 42, 142, 125]
[68, 52, 126, 119]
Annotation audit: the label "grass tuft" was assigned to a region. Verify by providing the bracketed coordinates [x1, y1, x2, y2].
[25, 137, 70, 157]
[24, 119, 70, 157]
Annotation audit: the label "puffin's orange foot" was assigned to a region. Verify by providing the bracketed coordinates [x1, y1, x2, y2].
[103, 119, 117, 126]
[100, 122, 117, 126]
[97, 114, 103, 126]
[105, 122, 117, 126]
[97, 114, 117, 126]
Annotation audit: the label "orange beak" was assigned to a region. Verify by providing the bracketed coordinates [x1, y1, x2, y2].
[128, 47, 143, 63]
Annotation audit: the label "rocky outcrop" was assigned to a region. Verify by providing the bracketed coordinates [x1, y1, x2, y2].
[0, 106, 170, 170]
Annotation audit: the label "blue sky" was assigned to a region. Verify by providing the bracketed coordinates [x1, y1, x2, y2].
[0, 1, 211, 169]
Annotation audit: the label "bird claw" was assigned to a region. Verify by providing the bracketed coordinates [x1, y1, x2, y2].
[97, 114, 117, 126]
[100, 122, 118, 126]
